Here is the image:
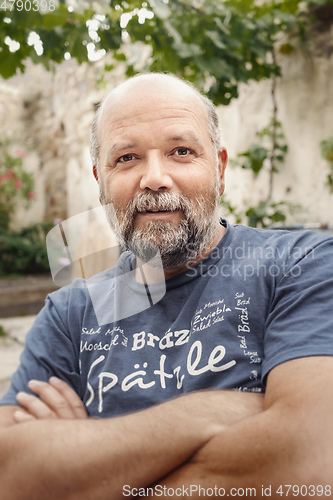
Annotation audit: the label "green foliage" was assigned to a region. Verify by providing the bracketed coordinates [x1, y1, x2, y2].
[245, 200, 290, 228]
[123, 0, 311, 104]
[0, 221, 53, 276]
[222, 197, 295, 229]
[0, 325, 7, 337]
[0, 2, 121, 78]
[259, 119, 289, 163]
[320, 137, 333, 191]
[220, 196, 242, 224]
[1, 0, 329, 104]
[227, 118, 296, 228]
[320, 137, 333, 163]
[232, 144, 268, 175]
[231, 119, 288, 175]
[0, 140, 35, 229]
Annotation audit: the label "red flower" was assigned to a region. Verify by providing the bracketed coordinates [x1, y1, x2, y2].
[14, 181, 22, 188]
[0, 171, 15, 183]
[28, 192, 35, 199]
[15, 149, 25, 158]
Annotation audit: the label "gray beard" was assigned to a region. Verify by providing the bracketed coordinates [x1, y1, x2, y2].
[101, 190, 221, 269]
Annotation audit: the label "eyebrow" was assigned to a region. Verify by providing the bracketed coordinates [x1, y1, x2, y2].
[105, 143, 138, 164]
[166, 132, 204, 148]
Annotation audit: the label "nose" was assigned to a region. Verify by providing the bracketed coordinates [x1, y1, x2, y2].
[139, 150, 173, 192]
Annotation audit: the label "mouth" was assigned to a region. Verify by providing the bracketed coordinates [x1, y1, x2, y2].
[136, 208, 181, 219]
[137, 205, 178, 213]
[142, 209, 171, 213]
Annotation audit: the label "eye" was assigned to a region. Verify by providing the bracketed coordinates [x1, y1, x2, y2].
[173, 147, 195, 159]
[175, 148, 190, 156]
[116, 154, 136, 164]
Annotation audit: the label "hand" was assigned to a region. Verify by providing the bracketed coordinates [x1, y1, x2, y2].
[14, 377, 88, 423]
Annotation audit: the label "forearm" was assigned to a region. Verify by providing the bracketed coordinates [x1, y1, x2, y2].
[0, 390, 263, 500]
[154, 408, 298, 498]
[148, 411, 324, 500]
[150, 359, 333, 498]
[1, 396, 210, 500]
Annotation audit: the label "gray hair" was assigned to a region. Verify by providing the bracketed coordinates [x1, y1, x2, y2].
[90, 74, 223, 171]
[91, 105, 102, 171]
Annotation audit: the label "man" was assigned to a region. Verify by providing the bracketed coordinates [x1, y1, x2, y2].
[0, 73, 333, 499]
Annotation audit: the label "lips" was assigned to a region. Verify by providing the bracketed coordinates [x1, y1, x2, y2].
[145, 209, 170, 213]
[135, 208, 181, 221]
[138, 207, 174, 213]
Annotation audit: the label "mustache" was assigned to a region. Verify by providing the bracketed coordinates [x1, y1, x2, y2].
[125, 192, 192, 217]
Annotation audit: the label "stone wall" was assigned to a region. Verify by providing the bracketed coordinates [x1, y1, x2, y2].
[1, 38, 333, 229]
[220, 40, 333, 226]
[0, 59, 125, 228]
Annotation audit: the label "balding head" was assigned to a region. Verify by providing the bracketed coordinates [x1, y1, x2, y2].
[90, 73, 222, 171]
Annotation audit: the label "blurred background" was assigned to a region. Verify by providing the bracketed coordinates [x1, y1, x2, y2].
[0, 0, 333, 394]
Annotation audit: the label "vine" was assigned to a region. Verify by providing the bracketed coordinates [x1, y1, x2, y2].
[320, 137, 333, 191]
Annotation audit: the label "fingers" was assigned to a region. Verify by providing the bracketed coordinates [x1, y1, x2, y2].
[15, 378, 88, 422]
[16, 390, 56, 420]
[48, 377, 88, 419]
[13, 409, 36, 424]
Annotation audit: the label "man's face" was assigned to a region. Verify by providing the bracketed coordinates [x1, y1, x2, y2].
[95, 77, 226, 269]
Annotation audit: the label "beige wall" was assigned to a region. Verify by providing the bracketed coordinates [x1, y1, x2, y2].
[0, 59, 124, 228]
[220, 46, 333, 226]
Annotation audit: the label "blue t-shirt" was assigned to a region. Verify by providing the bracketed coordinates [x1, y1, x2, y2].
[2, 221, 333, 417]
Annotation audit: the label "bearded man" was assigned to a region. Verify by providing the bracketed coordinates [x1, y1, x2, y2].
[93, 72, 225, 276]
[0, 73, 333, 499]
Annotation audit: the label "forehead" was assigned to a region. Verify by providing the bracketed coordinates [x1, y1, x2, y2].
[97, 78, 211, 148]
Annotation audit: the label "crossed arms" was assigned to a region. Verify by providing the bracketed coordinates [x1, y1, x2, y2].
[0, 356, 333, 499]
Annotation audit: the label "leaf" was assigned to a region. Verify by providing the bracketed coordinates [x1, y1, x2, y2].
[0, 46, 26, 78]
[152, 0, 171, 20]
[320, 137, 333, 163]
[70, 32, 89, 63]
[238, 144, 269, 174]
[41, 10, 69, 30]
[279, 42, 294, 54]
[163, 20, 183, 46]
[205, 30, 227, 50]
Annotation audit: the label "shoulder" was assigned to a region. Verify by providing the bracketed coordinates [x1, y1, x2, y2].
[229, 222, 331, 245]
[227, 223, 333, 261]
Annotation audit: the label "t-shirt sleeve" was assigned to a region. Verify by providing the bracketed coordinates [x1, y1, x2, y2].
[0, 287, 82, 406]
[262, 232, 333, 381]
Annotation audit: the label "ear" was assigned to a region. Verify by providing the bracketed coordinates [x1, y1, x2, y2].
[93, 165, 99, 182]
[92, 165, 102, 204]
[217, 148, 228, 196]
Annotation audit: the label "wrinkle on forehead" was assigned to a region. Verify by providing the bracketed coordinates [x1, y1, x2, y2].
[105, 107, 207, 133]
